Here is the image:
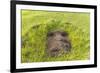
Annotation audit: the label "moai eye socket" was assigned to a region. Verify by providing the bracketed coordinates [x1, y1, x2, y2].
[61, 32, 68, 37]
[47, 32, 54, 37]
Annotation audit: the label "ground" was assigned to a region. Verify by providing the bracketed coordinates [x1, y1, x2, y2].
[21, 10, 90, 63]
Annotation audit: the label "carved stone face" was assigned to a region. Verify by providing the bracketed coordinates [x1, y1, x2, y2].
[46, 30, 71, 57]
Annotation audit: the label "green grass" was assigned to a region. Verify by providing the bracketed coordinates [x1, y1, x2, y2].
[21, 10, 90, 63]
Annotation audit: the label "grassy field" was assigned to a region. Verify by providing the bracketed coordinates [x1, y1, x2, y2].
[21, 10, 90, 63]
